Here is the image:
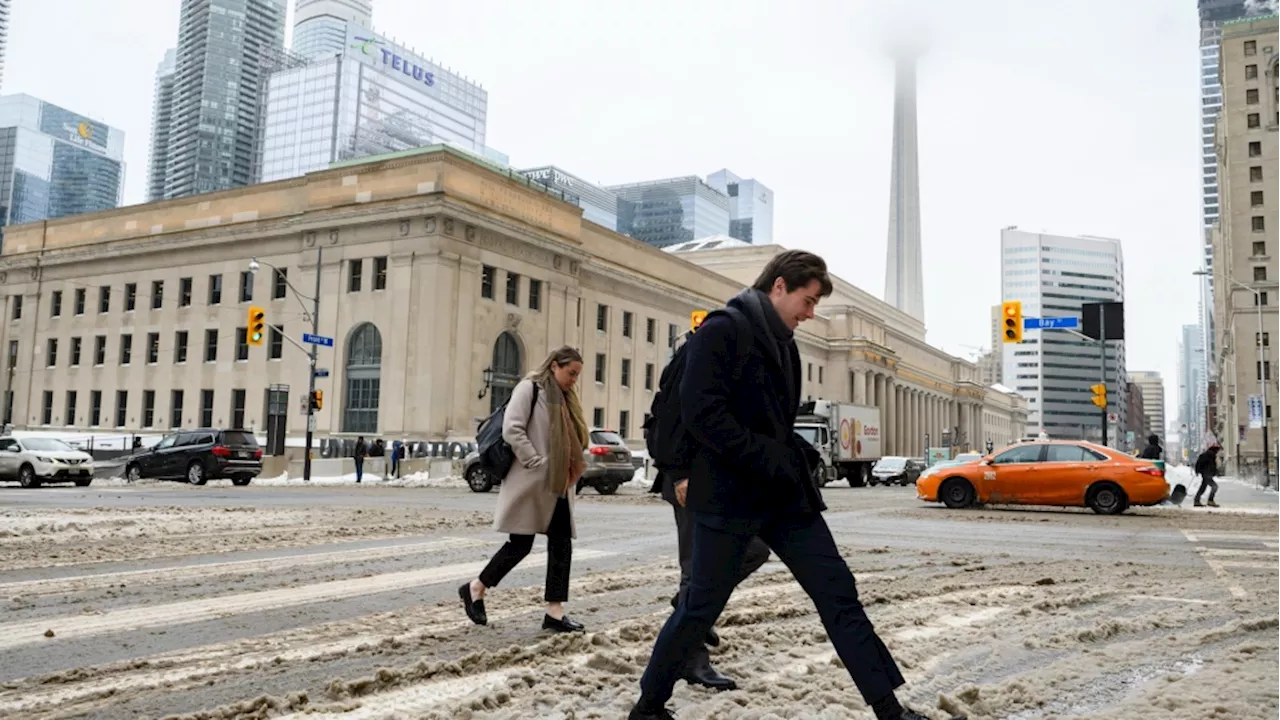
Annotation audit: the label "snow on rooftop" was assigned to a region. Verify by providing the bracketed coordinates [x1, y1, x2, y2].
[663, 236, 752, 253]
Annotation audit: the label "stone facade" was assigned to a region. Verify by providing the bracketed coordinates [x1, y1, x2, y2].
[0, 145, 1026, 451]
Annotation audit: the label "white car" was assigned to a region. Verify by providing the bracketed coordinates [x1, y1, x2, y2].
[0, 436, 95, 488]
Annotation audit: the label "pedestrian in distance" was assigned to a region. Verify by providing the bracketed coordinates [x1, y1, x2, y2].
[391, 439, 404, 478]
[460, 346, 591, 633]
[1139, 434, 1183, 504]
[628, 250, 963, 720]
[1194, 443, 1222, 508]
[353, 435, 367, 484]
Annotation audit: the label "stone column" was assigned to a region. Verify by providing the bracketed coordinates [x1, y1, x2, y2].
[874, 373, 885, 415]
[852, 369, 866, 405]
[883, 377, 895, 456]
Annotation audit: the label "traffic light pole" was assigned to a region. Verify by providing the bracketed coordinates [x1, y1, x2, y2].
[303, 246, 322, 483]
[1099, 311, 1107, 447]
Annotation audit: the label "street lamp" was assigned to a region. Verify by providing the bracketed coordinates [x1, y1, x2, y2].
[251, 250, 324, 482]
[478, 367, 494, 400]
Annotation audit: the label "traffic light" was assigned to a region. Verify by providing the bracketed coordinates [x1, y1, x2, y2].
[310, 390, 324, 411]
[1090, 383, 1107, 408]
[1001, 301, 1023, 344]
[691, 310, 708, 331]
[247, 306, 266, 346]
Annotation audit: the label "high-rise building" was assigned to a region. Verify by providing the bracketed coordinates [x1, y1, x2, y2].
[1178, 323, 1208, 451]
[293, 0, 372, 59]
[1000, 228, 1126, 441]
[260, 22, 488, 183]
[0, 95, 124, 245]
[607, 176, 730, 249]
[705, 169, 773, 245]
[883, 47, 925, 323]
[151, 0, 286, 199]
[520, 166, 619, 230]
[0, 0, 10, 92]
[147, 49, 178, 202]
[1129, 371, 1167, 438]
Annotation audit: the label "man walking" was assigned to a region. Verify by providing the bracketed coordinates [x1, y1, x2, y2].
[354, 435, 367, 484]
[1194, 443, 1222, 508]
[629, 251, 959, 720]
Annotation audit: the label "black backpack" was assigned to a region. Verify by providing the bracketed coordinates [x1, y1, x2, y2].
[476, 382, 540, 479]
[643, 307, 752, 471]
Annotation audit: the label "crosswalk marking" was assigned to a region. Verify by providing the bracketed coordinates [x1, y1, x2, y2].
[1182, 528, 1277, 600]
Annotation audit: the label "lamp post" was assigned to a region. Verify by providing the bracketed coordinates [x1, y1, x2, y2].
[478, 367, 494, 400]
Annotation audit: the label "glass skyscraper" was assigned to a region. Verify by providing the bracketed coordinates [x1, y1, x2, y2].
[607, 176, 730, 249]
[0, 95, 124, 247]
[705, 168, 773, 245]
[293, 0, 372, 59]
[520, 166, 618, 230]
[261, 22, 488, 182]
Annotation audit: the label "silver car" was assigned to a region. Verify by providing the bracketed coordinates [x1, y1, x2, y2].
[464, 428, 634, 494]
[0, 436, 95, 488]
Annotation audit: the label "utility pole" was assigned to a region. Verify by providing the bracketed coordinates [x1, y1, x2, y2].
[1099, 310, 1107, 447]
[1253, 290, 1271, 488]
[303, 246, 322, 482]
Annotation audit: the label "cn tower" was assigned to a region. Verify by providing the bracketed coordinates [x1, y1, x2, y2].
[883, 45, 925, 324]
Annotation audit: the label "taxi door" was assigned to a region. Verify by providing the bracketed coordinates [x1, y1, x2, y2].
[1039, 444, 1106, 504]
[980, 444, 1047, 504]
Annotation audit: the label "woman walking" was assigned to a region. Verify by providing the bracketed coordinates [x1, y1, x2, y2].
[460, 346, 590, 632]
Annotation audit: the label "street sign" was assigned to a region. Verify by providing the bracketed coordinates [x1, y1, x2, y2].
[302, 333, 334, 347]
[1024, 316, 1080, 330]
[1248, 394, 1264, 429]
[307, 415, 317, 432]
[313, 368, 330, 378]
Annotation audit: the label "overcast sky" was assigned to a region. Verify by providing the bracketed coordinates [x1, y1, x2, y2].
[7, 0, 1211, 420]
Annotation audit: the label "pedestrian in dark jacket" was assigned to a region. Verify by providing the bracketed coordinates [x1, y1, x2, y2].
[1194, 444, 1221, 507]
[1138, 434, 1162, 460]
[354, 436, 367, 483]
[629, 251, 957, 720]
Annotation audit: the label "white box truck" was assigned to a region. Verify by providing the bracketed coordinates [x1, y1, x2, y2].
[795, 400, 883, 487]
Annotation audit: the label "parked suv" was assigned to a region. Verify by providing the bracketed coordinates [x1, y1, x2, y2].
[870, 456, 924, 486]
[464, 429, 635, 495]
[125, 429, 262, 486]
[0, 436, 95, 488]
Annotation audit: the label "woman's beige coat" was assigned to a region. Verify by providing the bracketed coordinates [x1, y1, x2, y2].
[492, 378, 577, 538]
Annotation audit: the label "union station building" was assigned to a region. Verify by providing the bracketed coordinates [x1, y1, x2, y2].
[0, 146, 1026, 454]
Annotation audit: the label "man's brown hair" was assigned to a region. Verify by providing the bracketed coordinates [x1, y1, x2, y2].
[751, 249, 834, 297]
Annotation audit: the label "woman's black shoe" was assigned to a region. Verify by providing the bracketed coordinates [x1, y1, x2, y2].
[459, 584, 487, 626]
[542, 614, 584, 632]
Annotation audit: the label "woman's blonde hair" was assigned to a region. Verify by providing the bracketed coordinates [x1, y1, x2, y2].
[531, 346, 584, 378]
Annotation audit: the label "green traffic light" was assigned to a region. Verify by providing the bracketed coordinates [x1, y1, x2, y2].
[251, 332, 263, 342]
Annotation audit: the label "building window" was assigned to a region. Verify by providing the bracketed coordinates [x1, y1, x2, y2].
[125, 283, 136, 311]
[93, 335, 106, 365]
[99, 286, 110, 314]
[622, 311, 633, 338]
[115, 391, 128, 428]
[116, 334, 132, 365]
[1252, 216, 1265, 232]
[70, 337, 81, 366]
[528, 279, 542, 310]
[205, 329, 218, 362]
[646, 318, 656, 343]
[147, 333, 159, 364]
[1254, 240, 1267, 256]
[41, 391, 53, 425]
[269, 326, 284, 359]
[89, 390, 102, 427]
[1244, 40, 1257, 56]
[171, 390, 184, 428]
[645, 362, 655, 391]
[1259, 360, 1272, 381]
[1254, 266, 1268, 281]
[819, 366, 825, 384]
[235, 327, 249, 361]
[1257, 332, 1271, 348]
[273, 268, 288, 299]
[481, 266, 495, 299]
[592, 407, 604, 427]
[595, 353, 606, 383]
[51, 290, 62, 317]
[668, 323, 677, 348]
[74, 288, 85, 315]
[489, 332, 522, 413]
[1251, 166, 1264, 182]
[597, 304, 608, 332]
[231, 389, 246, 429]
[46, 338, 57, 367]
[143, 390, 156, 428]
[152, 280, 164, 309]
[342, 323, 383, 433]
[348, 259, 363, 292]
[180, 277, 193, 306]
[200, 390, 214, 427]
[621, 358, 631, 387]
[239, 271, 253, 302]
[1248, 113, 1260, 128]
[506, 272, 520, 305]
[1246, 63, 1258, 79]
[373, 257, 387, 290]
[209, 274, 223, 305]
[10, 295, 20, 320]
[619, 410, 630, 439]
[1247, 88, 1259, 105]
[1257, 291, 1270, 306]
[65, 391, 77, 427]
[1252, 190, 1265, 206]
[807, 363, 813, 381]
[175, 331, 188, 363]
[1250, 141, 1262, 157]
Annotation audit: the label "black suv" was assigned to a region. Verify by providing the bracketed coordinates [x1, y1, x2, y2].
[125, 429, 263, 486]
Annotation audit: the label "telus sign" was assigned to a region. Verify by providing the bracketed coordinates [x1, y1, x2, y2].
[379, 48, 436, 87]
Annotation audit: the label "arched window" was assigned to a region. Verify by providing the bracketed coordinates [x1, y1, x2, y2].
[342, 323, 382, 433]
[490, 332, 522, 413]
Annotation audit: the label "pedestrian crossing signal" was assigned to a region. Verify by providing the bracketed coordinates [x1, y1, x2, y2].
[310, 390, 323, 410]
[1090, 383, 1107, 408]
[247, 306, 266, 346]
[691, 310, 708, 331]
[1001, 301, 1023, 344]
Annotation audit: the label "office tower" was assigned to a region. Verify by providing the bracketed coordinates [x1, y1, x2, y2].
[293, 0, 373, 59]
[607, 176, 730, 249]
[0, 95, 124, 244]
[1178, 324, 1208, 448]
[1000, 228, 1126, 440]
[520, 166, 619, 230]
[148, 49, 178, 202]
[151, 0, 286, 199]
[0, 0, 10, 92]
[883, 46, 925, 323]
[1129, 371, 1167, 437]
[705, 169, 773, 245]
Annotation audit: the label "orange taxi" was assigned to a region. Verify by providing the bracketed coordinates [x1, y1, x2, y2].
[915, 439, 1169, 515]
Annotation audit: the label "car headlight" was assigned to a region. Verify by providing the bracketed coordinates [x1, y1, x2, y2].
[35, 456, 54, 464]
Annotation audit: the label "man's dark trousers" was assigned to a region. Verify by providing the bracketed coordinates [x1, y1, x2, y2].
[639, 509, 904, 707]
[670, 499, 769, 609]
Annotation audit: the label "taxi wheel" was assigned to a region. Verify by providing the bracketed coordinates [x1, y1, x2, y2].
[1086, 482, 1128, 515]
[940, 478, 975, 509]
